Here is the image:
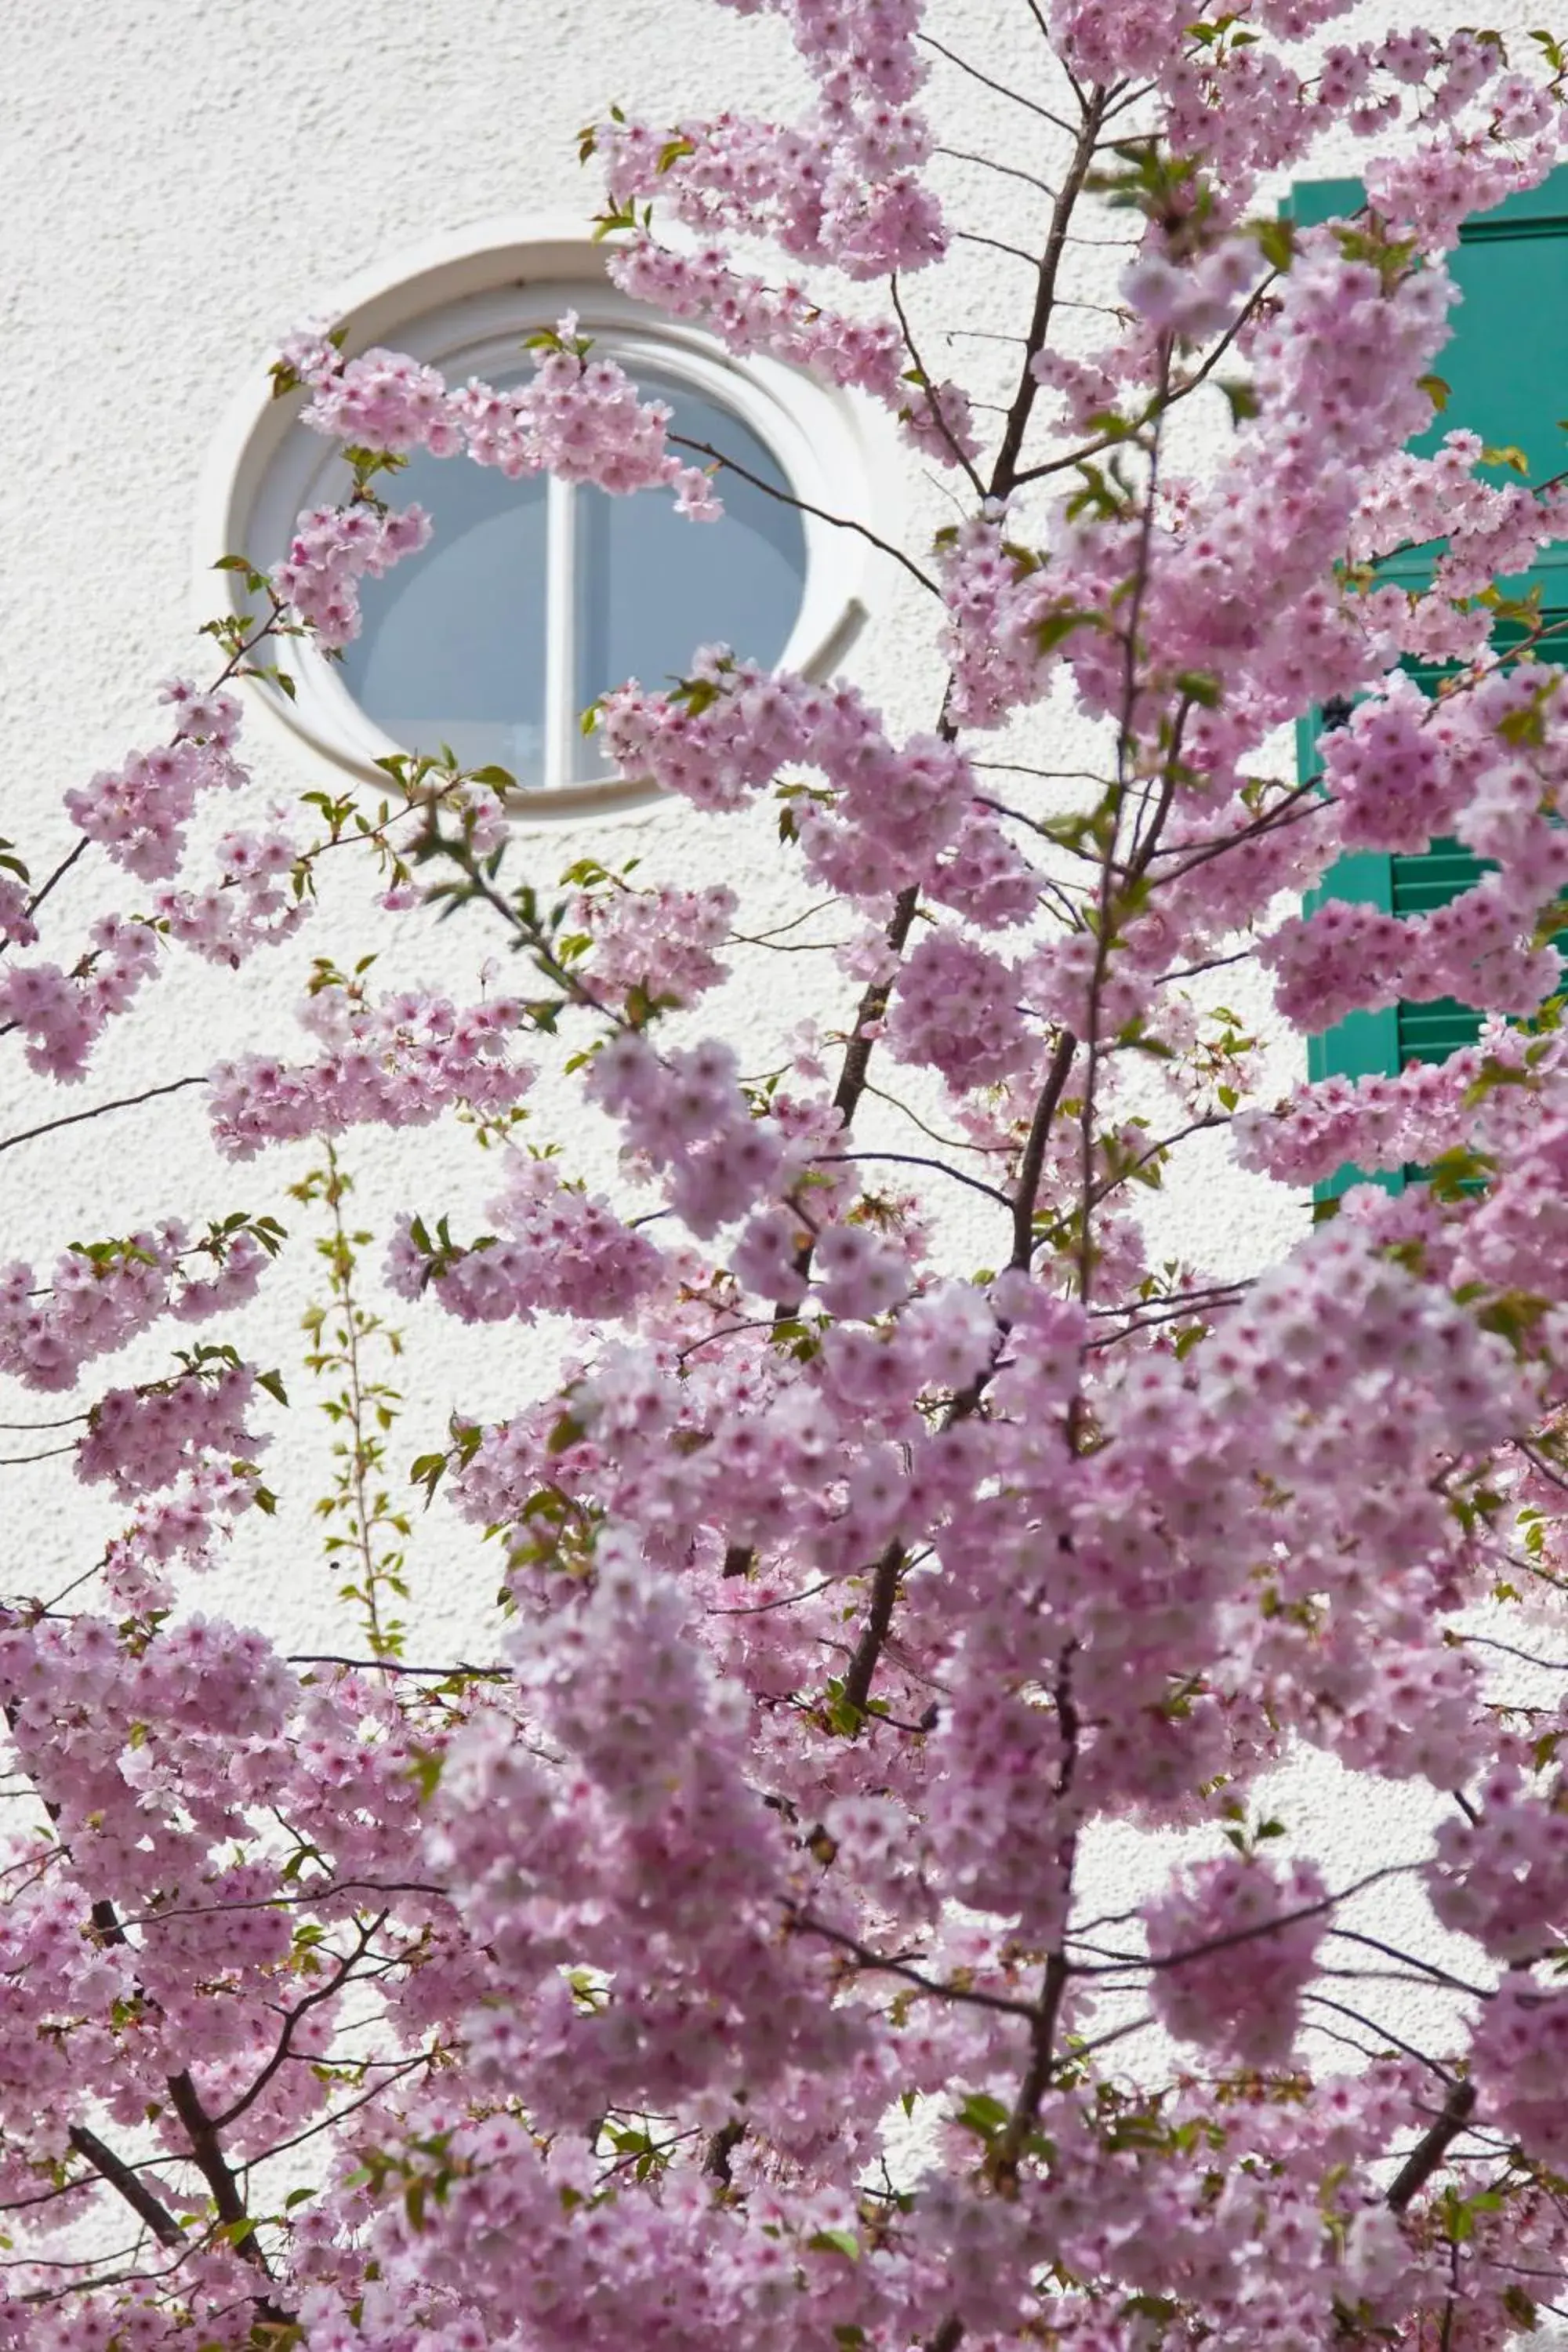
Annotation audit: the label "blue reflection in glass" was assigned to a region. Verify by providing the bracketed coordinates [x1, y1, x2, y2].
[335, 363, 807, 786]
[574, 374, 807, 709]
[339, 453, 550, 783]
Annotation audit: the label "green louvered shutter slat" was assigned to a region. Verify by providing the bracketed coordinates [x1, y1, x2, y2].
[1390, 840, 1489, 1072]
[1289, 165, 1568, 1197]
[1389, 842, 1487, 915]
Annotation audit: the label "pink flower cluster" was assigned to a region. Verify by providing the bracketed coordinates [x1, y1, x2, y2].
[1261, 884, 1560, 1034]
[1316, 672, 1461, 853]
[597, 661, 982, 909]
[271, 499, 433, 651]
[388, 1156, 664, 1324]
[0, 1223, 271, 1392]
[13, 0, 1568, 2338]
[1145, 1852, 1328, 2065]
[573, 881, 737, 1009]
[588, 1031, 786, 1236]
[154, 822, 310, 967]
[0, 913, 158, 1081]
[599, 103, 944, 281]
[1427, 1764, 1568, 1961]
[1231, 1010, 1568, 1192]
[1470, 1975, 1568, 2172]
[1354, 431, 1568, 597]
[295, 330, 720, 520]
[62, 682, 246, 880]
[207, 984, 534, 1157]
[884, 931, 1029, 1090]
[606, 234, 980, 463]
[100, 1458, 262, 1615]
[74, 1362, 265, 1500]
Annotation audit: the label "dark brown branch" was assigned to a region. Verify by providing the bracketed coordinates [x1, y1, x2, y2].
[705, 2118, 747, 2182]
[993, 1950, 1073, 2186]
[164, 2067, 284, 2314]
[840, 1541, 906, 1719]
[1387, 2082, 1479, 2215]
[1010, 1031, 1078, 1268]
[0, 1074, 207, 1158]
[916, 32, 1076, 132]
[812, 1149, 1013, 1211]
[935, 144, 1058, 196]
[289, 1652, 508, 1679]
[66, 2125, 187, 2250]
[1010, 270, 1279, 488]
[788, 1908, 1039, 2017]
[669, 434, 941, 597]
[11, 838, 88, 938]
[1304, 1992, 1461, 2084]
[832, 885, 921, 1129]
[988, 91, 1111, 498]
[210, 1914, 386, 2131]
[90, 1897, 129, 1947]
[888, 278, 986, 495]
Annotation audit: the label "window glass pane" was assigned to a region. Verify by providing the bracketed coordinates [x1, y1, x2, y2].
[328, 359, 807, 789]
[338, 441, 549, 785]
[574, 374, 807, 724]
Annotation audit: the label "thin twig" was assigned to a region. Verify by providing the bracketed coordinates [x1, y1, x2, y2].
[670, 434, 939, 596]
[0, 1073, 206, 1157]
[917, 32, 1076, 132]
[812, 1149, 1013, 1210]
[936, 144, 1058, 196]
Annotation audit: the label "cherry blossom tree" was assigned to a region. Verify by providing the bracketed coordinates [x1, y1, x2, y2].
[9, 1, 1568, 2345]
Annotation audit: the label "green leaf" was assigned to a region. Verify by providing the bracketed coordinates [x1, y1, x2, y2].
[955, 2091, 1011, 2139]
[1499, 696, 1548, 746]
[1218, 378, 1258, 426]
[807, 2228, 861, 2262]
[1417, 372, 1450, 413]
[1254, 216, 1296, 274]
[1033, 606, 1096, 657]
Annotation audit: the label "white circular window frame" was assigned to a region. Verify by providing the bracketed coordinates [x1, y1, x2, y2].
[198, 216, 891, 820]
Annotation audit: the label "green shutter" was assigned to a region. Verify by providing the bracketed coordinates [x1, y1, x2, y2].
[1291, 166, 1568, 1196]
[1389, 841, 1488, 1071]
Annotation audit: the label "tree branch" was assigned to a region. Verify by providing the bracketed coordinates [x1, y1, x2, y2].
[0, 1074, 207, 1158]
[988, 89, 1112, 497]
[1010, 1030, 1078, 1268]
[65, 2126, 187, 2251]
[840, 1541, 905, 1719]
[1387, 2082, 1478, 2215]
[670, 434, 941, 596]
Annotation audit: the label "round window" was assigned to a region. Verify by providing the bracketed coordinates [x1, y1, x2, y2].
[205, 225, 876, 815]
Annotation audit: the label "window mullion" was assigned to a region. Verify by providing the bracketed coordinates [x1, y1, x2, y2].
[544, 474, 578, 789]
